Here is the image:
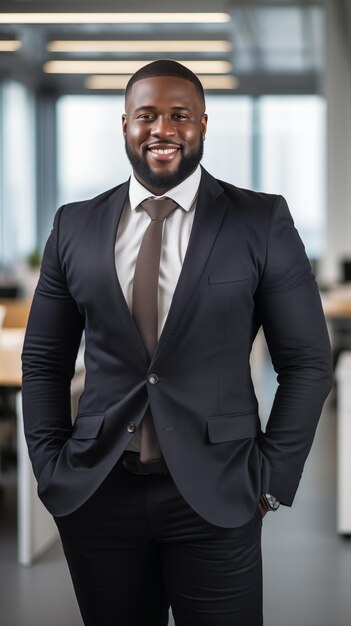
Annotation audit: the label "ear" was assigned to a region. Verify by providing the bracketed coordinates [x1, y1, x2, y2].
[200, 114, 208, 139]
[122, 114, 127, 138]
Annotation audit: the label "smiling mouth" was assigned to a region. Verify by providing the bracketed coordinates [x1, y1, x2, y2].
[146, 144, 181, 157]
[149, 147, 179, 155]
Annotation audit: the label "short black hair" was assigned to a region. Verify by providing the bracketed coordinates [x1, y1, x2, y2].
[125, 59, 205, 106]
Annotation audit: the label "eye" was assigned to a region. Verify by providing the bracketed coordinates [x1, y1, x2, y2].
[173, 113, 188, 121]
[137, 113, 156, 121]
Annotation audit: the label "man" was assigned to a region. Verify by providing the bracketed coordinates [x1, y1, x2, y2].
[22, 60, 333, 626]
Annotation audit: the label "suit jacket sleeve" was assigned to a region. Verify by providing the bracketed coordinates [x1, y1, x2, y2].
[254, 195, 333, 506]
[22, 206, 84, 484]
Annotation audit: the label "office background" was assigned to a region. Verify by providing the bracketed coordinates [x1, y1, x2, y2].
[0, 2, 351, 625]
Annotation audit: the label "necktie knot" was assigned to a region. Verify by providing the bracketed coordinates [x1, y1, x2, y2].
[140, 197, 178, 222]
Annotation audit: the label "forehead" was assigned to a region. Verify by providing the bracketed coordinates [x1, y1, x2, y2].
[125, 76, 204, 112]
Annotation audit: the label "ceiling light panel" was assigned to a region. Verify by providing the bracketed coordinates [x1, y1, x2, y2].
[47, 40, 232, 53]
[0, 13, 231, 25]
[0, 40, 22, 52]
[85, 74, 238, 91]
[43, 60, 232, 74]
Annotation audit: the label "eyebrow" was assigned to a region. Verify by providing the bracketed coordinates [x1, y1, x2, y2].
[134, 105, 192, 112]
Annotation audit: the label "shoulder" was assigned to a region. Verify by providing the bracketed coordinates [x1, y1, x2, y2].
[201, 167, 278, 207]
[220, 179, 277, 208]
[49, 181, 130, 253]
[58, 181, 129, 221]
[200, 167, 282, 223]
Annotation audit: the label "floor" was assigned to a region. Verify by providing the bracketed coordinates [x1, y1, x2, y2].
[0, 396, 351, 626]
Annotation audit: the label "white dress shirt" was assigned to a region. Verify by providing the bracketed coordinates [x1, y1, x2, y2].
[115, 165, 201, 337]
[115, 165, 202, 452]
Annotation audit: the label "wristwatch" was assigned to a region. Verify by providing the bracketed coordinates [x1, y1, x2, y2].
[260, 493, 281, 512]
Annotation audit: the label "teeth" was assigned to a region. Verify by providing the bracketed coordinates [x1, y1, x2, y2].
[150, 148, 178, 155]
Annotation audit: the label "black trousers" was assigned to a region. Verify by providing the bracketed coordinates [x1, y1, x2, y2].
[54, 457, 263, 626]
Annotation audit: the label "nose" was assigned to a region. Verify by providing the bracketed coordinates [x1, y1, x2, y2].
[150, 115, 176, 138]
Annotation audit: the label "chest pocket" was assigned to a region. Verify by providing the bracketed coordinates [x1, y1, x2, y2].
[208, 274, 250, 285]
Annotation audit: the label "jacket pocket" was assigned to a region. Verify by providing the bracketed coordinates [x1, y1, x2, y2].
[207, 412, 259, 443]
[208, 274, 250, 284]
[71, 413, 105, 440]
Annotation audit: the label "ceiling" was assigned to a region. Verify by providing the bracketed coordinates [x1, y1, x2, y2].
[0, 1, 327, 95]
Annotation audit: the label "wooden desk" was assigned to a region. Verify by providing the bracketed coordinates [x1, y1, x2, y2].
[323, 301, 351, 318]
[322, 287, 351, 319]
[0, 328, 24, 387]
[0, 299, 31, 329]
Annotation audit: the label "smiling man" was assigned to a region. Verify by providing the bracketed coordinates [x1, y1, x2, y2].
[22, 60, 332, 626]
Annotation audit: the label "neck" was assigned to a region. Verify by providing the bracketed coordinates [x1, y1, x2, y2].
[133, 165, 199, 197]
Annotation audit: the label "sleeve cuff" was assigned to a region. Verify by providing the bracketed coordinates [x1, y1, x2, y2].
[267, 468, 303, 507]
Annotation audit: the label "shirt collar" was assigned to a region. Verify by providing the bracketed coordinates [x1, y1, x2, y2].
[129, 165, 202, 213]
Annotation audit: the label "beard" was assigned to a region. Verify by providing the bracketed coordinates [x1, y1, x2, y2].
[124, 137, 204, 192]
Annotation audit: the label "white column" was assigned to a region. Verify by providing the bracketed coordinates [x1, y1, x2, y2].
[17, 391, 58, 566]
[336, 351, 351, 534]
[323, 0, 351, 283]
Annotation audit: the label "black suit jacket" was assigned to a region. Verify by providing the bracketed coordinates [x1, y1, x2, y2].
[22, 167, 333, 527]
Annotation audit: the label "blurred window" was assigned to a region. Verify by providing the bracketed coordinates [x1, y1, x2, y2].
[259, 96, 326, 259]
[57, 96, 129, 205]
[202, 96, 252, 188]
[0, 81, 36, 267]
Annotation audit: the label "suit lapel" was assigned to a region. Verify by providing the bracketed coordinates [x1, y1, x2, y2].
[152, 168, 228, 362]
[98, 179, 149, 363]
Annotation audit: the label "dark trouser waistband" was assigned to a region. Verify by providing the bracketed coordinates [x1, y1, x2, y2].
[119, 451, 170, 476]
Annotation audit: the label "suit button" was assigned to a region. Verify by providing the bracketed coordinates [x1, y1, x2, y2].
[127, 422, 136, 433]
[148, 374, 158, 384]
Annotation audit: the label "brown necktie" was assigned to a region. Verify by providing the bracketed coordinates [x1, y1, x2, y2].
[133, 197, 178, 463]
